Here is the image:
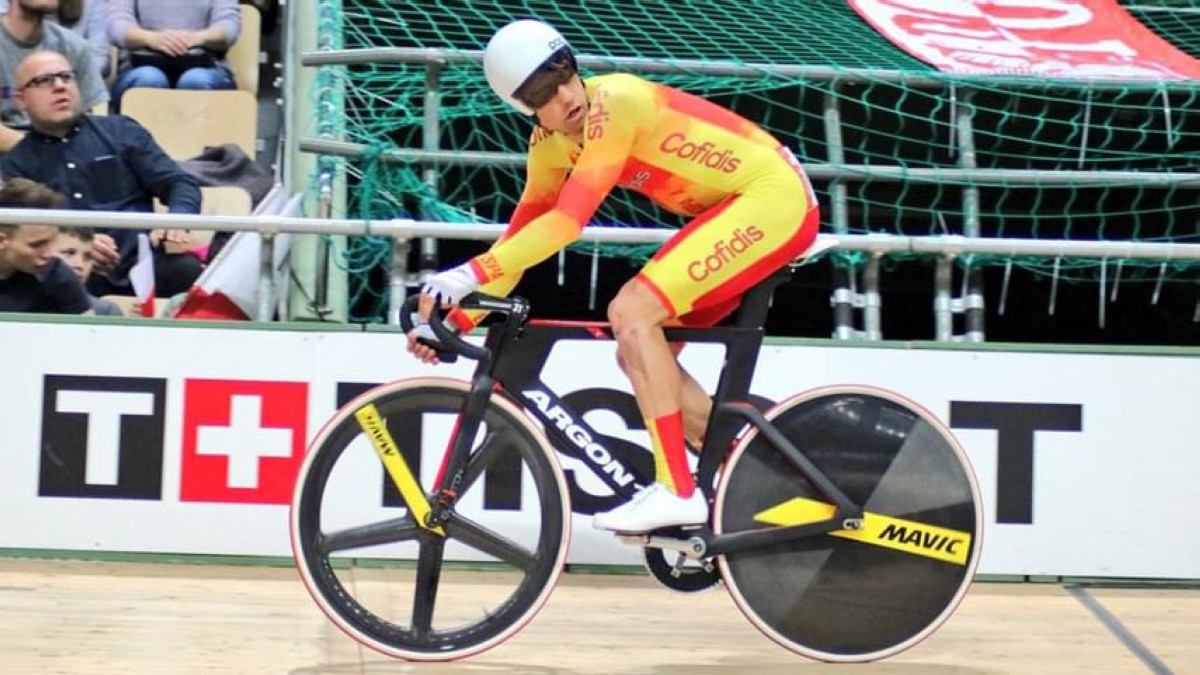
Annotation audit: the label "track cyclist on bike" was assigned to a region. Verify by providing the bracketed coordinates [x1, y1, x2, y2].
[408, 19, 820, 533]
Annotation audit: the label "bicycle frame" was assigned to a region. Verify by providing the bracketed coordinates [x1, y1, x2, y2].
[421, 271, 864, 557]
[298, 269, 982, 664]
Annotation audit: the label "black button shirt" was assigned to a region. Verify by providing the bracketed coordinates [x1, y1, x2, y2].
[0, 257, 92, 314]
[0, 114, 202, 292]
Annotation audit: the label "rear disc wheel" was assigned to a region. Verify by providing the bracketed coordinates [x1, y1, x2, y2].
[715, 385, 983, 662]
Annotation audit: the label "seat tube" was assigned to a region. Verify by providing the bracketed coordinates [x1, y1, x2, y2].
[696, 330, 762, 490]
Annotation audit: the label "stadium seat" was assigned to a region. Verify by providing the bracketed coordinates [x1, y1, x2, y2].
[227, 4, 261, 96]
[199, 185, 254, 216]
[154, 186, 253, 215]
[153, 185, 253, 254]
[121, 88, 258, 160]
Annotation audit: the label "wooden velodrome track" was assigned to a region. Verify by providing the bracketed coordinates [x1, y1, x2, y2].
[1, 557, 1196, 674]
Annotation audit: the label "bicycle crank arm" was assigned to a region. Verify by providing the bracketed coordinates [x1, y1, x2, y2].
[615, 533, 709, 559]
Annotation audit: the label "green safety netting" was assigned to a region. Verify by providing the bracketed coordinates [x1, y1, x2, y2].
[308, 0, 1200, 321]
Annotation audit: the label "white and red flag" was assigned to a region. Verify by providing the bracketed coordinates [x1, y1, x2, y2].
[171, 230, 292, 321]
[129, 233, 156, 318]
[172, 232, 260, 320]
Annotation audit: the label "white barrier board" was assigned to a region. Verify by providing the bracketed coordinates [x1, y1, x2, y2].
[1, 320, 1196, 579]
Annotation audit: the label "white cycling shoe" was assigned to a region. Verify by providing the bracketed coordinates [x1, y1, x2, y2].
[592, 483, 708, 533]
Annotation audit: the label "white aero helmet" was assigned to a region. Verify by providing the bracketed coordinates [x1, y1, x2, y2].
[483, 19, 575, 115]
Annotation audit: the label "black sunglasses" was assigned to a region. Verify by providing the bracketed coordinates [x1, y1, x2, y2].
[514, 56, 577, 110]
[21, 70, 77, 91]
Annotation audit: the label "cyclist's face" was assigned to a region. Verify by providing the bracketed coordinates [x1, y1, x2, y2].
[524, 68, 587, 139]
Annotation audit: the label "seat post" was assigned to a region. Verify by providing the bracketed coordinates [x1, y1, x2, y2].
[731, 269, 792, 329]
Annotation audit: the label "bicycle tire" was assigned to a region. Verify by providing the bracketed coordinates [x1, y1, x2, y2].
[714, 385, 983, 662]
[291, 377, 571, 661]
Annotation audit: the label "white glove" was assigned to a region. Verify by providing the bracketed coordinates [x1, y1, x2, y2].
[407, 324, 445, 346]
[407, 322, 462, 362]
[421, 262, 480, 306]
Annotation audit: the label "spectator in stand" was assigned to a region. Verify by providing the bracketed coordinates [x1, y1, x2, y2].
[0, 0, 111, 78]
[52, 225, 125, 314]
[0, 0, 108, 152]
[0, 177, 93, 314]
[106, 0, 241, 112]
[1, 50, 203, 298]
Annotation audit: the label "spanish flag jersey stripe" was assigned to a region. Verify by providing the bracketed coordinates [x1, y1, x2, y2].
[659, 85, 774, 143]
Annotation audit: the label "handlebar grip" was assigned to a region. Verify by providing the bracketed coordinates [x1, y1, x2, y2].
[399, 295, 459, 363]
[429, 297, 488, 361]
[398, 294, 421, 333]
[398, 294, 488, 362]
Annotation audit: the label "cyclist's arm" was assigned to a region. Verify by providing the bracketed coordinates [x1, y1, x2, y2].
[448, 139, 569, 331]
[498, 152, 569, 244]
[467, 89, 644, 284]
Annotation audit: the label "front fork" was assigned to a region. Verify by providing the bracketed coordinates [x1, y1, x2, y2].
[425, 374, 497, 529]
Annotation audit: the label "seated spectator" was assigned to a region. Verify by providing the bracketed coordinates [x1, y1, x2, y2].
[0, 0, 108, 151]
[1, 50, 203, 298]
[52, 225, 125, 315]
[106, 0, 241, 112]
[0, 177, 93, 314]
[0, 0, 110, 78]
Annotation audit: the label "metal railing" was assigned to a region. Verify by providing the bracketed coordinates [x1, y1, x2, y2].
[293, 43, 1200, 340]
[5, 206, 1198, 325]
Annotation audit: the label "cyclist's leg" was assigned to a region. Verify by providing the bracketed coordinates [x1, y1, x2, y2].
[669, 300, 741, 450]
[597, 181, 816, 532]
[617, 344, 711, 450]
[638, 362, 711, 459]
[606, 280, 692, 497]
[647, 188, 817, 439]
[605, 203, 751, 507]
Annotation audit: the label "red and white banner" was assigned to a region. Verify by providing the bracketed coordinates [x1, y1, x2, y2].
[172, 231, 292, 321]
[849, 0, 1200, 79]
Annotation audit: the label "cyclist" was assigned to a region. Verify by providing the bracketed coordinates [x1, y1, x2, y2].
[409, 19, 819, 533]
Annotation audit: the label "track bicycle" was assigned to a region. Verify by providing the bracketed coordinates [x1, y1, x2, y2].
[290, 268, 984, 662]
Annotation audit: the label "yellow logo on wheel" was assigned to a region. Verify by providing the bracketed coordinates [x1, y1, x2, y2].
[754, 497, 971, 565]
[356, 404, 443, 535]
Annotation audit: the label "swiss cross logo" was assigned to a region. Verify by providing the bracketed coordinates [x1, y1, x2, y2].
[180, 379, 308, 504]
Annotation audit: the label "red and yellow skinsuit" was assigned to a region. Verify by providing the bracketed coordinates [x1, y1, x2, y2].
[457, 73, 819, 330]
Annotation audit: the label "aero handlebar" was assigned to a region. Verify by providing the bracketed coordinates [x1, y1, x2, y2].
[399, 292, 530, 363]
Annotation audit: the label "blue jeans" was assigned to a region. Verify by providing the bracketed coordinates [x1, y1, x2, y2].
[111, 65, 237, 112]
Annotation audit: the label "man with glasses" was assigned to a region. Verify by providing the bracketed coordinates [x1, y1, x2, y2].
[1, 50, 202, 300]
[0, 0, 107, 152]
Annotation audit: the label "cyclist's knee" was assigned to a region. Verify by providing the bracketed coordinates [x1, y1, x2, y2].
[609, 308, 656, 353]
[608, 279, 668, 336]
